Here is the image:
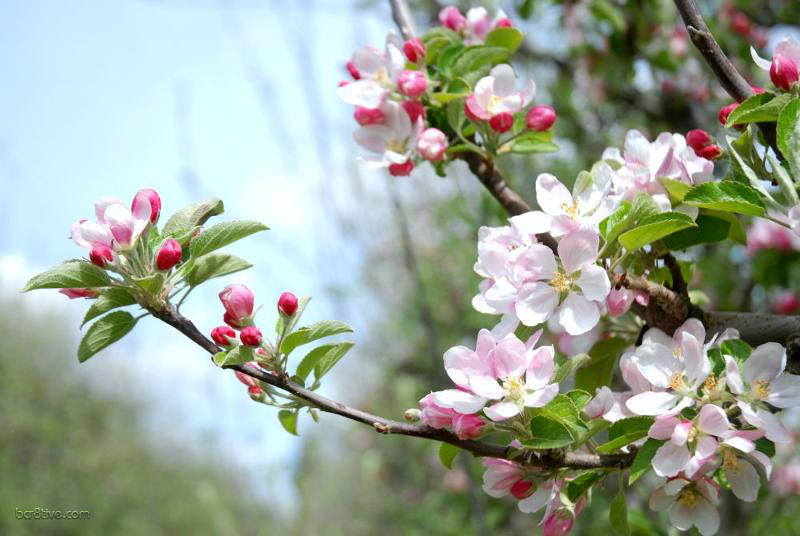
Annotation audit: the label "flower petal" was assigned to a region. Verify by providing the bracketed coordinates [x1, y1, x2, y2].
[535, 174, 573, 217]
[523, 383, 558, 408]
[744, 342, 786, 384]
[557, 293, 600, 335]
[515, 283, 558, 326]
[525, 346, 555, 389]
[724, 356, 744, 395]
[575, 264, 611, 302]
[557, 229, 599, 274]
[626, 391, 680, 416]
[652, 441, 690, 477]
[698, 404, 730, 437]
[483, 400, 521, 421]
[765, 373, 800, 408]
[431, 389, 487, 414]
[727, 457, 760, 502]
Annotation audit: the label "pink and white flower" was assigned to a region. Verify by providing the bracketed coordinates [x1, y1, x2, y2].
[751, 38, 800, 91]
[584, 386, 632, 423]
[71, 196, 151, 252]
[337, 33, 405, 108]
[353, 100, 423, 171]
[464, 65, 535, 122]
[746, 218, 800, 255]
[717, 432, 771, 502]
[416, 128, 448, 161]
[418, 393, 486, 440]
[463, 7, 513, 44]
[430, 329, 558, 421]
[649, 475, 720, 536]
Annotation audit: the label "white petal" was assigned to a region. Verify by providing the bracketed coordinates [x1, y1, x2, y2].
[727, 458, 760, 502]
[695, 436, 719, 459]
[515, 283, 558, 326]
[517, 486, 550, 513]
[337, 79, 386, 108]
[649, 488, 675, 512]
[698, 404, 730, 437]
[766, 373, 800, 408]
[724, 356, 744, 395]
[626, 391, 680, 416]
[648, 416, 679, 440]
[575, 264, 610, 301]
[671, 421, 692, 446]
[558, 293, 600, 335]
[652, 441, 690, 477]
[353, 125, 391, 153]
[490, 314, 519, 338]
[557, 229, 599, 274]
[759, 408, 792, 443]
[681, 332, 710, 388]
[669, 500, 694, 531]
[510, 211, 552, 240]
[535, 174, 573, 217]
[490, 64, 517, 96]
[483, 401, 520, 421]
[664, 478, 690, 496]
[744, 342, 786, 384]
[751, 45, 772, 71]
[483, 278, 518, 312]
[470, 375, 506, 400]
[633, 343, 680, 388]
[692, 497, 720, 536]
[431, 389, 487, 414]
[523, 383, 558, 408]
[525, 346, 555, 389]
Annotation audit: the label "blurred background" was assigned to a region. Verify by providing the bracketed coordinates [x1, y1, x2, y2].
[3, 0, 800, 534]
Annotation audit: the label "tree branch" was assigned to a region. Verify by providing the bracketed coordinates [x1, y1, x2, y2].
[389, 0, 416, 41]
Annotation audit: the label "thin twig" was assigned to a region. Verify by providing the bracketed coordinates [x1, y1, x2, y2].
[388, 0, 416, 40]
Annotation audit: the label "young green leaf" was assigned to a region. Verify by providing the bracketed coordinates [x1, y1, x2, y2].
[725, 93, 791, 127]
[565, 389, 592, 410]
[438, 442, 460, 470]
[609, 480, 631, 535]
[189, 220, 269, 258]
[508, 130, 559, 154]
[629, 438, 665, 485]
[618, 212, 696, 251]
[537, 394, 588, 435]
[78, 311, 139, 362]
[483, 27, 524, 53]
[659, 177, 691, 203]
[82, 287, 137, 326]
[162, 197, 224, 238]
[661, 214, 731, 250]
[575, 337, 630, 394]
[23, 260, 111, 291]
[450, 46, 510, 78]
[777, 99, 800, 177]
[683, 181, 766, 216]
[184, 254, 252, 287]
[278, 410, 299, 436]
[295, 342, 354, 382]
[280, 320, 354, 356]
[213, 345, 255, 366]
[596, 416, 654, 454]
[523, 416, 574, 449]
[566, 471, 603, 502]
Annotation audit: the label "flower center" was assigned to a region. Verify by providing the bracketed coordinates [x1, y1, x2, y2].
[561, 202, 580, 220]
[550, 271, 572, 293]
[703, 374, 717, 393]
[672, 346, 682, 360]
[386, 139, 407, 153]
[670, 371, 684, 390]
[488, 94, 503, 114]
[375, 67, 390, 85]
[503, 376, 526, 401]
[723, 449, 740, 474]
[678, 488, 697, 507]
[687, 425, 698, 443]
[754, 380, 770, 400]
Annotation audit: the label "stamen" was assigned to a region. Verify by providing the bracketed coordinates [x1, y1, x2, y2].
[670, 371, 683, 390]
[560, 202, 579, 220]
[754, 380, 770, 400]
[550, 272, 572, 292]
[678, 488, 697, 507]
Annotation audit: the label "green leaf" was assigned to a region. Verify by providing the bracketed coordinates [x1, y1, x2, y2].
[610, 481, 631, 536]
[662, 214, 731, 250]
[483, 27, 524, 53]
[23, 260, 111, 291]
[590, 0, 626, 32]
[720, 339, 752, 364]
[777, 99, 800, 177]
[596, 416, 654, 454]
[446, 97, 467, 137]
[78, 311, 138, 362]
[575, 337, 629, 394]
[537, 394, 588, 435]
[629, 438, 664, 485]
[437, 43, 467, 74]
[618, 212, 696, 251]
[451, 46, 510, 78]
[438, 442, 460, 470]
[660, 177, 691, 203]
[683, 181, 766, 216]
[132, 273, 164, 294]
[421, 26, 461, 46]
[280, 320, 354, 356]
[565, 389, 592, 410]
[755, 437, 776, 457]
[184, 254, 252, 287]
[162, 197, 224, 238]
[553, 353, 591, 383]
[278, 410, 299, 436]
[566, 471, 603, 502]
[189, 220, 268, 258]
[82, 287, 137, 326]
[295, 342, 354, 382]
[725, 93, 791, 127]
[213, 345, 255, 367]
[508, 130, 558, 154]
[523, 416, 574, 449]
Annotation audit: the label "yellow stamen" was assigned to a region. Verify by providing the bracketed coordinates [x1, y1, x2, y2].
[386, 139, 407, 153]
[550, 272, 572, 293]
[703, 374, 717, 393]
[673, 346, 682, 360]
[561, 202, 580, 220]
[678, 488, 697, 507]
[488, 94, 503, 114]
[670, 371, 683, 390]
[503, 376, 525, 401]
[687, 426, 697, 443]
[723, 449, 740, 474]
[754, 380, 770, 400]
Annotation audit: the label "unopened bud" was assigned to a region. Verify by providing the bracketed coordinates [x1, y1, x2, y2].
[489, 112, 514, 133]
[698, 144, 722, 160]
[156, 239, 182, 271]
[240, 326, 263, 347]
[404, 408, 421, 421]
[346, 60, 361, 80]
[686, 129, 712, 152]
[211, 325, 237, 347]
[388, 159, 414, 177]
[525, 105, 556, 131]
[494, 17, 512, 29]
[730, 11, 751, 36]
[510, 479, 534, 500]
[417, 128, 448, 161]
[397, 70, 428, 97]
[354, 106, 385, 126]
[403, 38, 426, 63]
[439, 6, 466, 32]
[402, 100, 426, 123]
[131, 188, 161, 224]
[718, 102, 739, 126]
[219, 284, 255, 329]
[59, 288, 98, 299]
[89, 244, 113, 268]
[278, 291, 299, 316]
[771, 54, 799, 91]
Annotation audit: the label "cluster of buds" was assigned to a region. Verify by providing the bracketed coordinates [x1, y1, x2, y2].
[686, 129, 721, 160]
[438, 6, 512, 45]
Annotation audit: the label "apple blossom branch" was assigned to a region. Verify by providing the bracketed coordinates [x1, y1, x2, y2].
[151, 304, 635, 470]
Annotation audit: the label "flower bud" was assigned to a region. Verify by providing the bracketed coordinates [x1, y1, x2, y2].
[698, 144, 722, 160]
[730, 11, 751, 36]
[686, 129, 712, 152]
[510, 479, 534, 500]
[416, 128, 447, 161]
[211, 325, 237, 347]
[156, 239, 182, 271]
[525, 105, 556, 131]
[771, 53, 800, 91]
[219, 284, 254, 329]
[489, 112, 514, 133]
[404, 408, 421, 421]
[494, 17, 512, 29]
[240, 325, 263, 347]
[346, 60, 360, 80]
[718, 102, 739, 126]
[438, 6, 466, 32]
[354, 106, 385, 126]
[388, 159, 414, 177]
[89, 244, 113, 268]
[402, 100, 426, 123]
[775, 291, 800, 315]
[397, 70, 427, 97]
[277, 291, 299, 316]
[451, 413, 486, 440]
[131, 188, 161, 224]
[59, 288, 97, 299]
[403, 38, 426, 63]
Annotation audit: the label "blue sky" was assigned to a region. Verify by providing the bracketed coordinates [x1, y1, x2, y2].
[0, 0, 414, 512]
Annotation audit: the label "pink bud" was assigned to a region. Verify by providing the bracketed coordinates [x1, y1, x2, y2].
[542, 509, 575, 536]
[346, 60, 361, 80]
[235, 364, 261, 391]
[403, 38, 426, 63]
[353, 106, 385, 126]
[388, 159, 414, 177]
[59, 288, 97, 299]
[698, 144, 722, 160]
[494, 17, 512, 29]
[451, 413, 485, 440]
[156, 239, 182, 271]
[771, 54, 799, 91]
[402, 100, 426, 123]
[89, 244, 113, 268]
[219, 284, 254, 329]
[525, 105, 556, 131]
[439, 6, 466, 32]
[489, 112, 514, 133]
[211, 325, 237, 346]
[686, 129, 712, 152]
[397, 70, 428, 97]
[774, 291, 799, 315]
[730, 11, 751, 36]
[606, 287, 634, 317]
[718, 102, 739, 126]
[278, 291, 299, 316]
[510, 479, 534, 500]
[416, 128, 447, 161]
[131, 188, 161, 224]
[240, 326, 262, 347]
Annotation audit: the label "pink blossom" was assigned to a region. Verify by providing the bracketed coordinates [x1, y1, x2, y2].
[353, 106, 385, 126]
[481, 458, 526, 497]
[584, 386, 632, 423]
[240, 326, 263, 347]
[719, 102, 738, 126]
[606, 286, 649, 317]
[746, 218, 800, 255]
[771, 457, 800, 495]
[418, 393, 486, 440]
[156, 239, 182, 271]
[219, 284, 254, 329]
[438, 6, 466, 32]
[211, 326, 237, 347]
[353, 100, 423, 172]
[337, 33, 405, 108]
[397, 70, 427, 97]
[465, 65, 535, 121]
[416, 128, 447, 161]
[131, 188, 161, 224]
[402, 38, 426, 63]
[278, 291, 299, 316]
[773, 290, 799, 315]
[89, 244, 113, 268]
[534, 167, 616, 236]
[751, 38, 800, 91]
[488, 112, 514, 133]
[649, 475, 720, 536]
[525, 105, 556, 131]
